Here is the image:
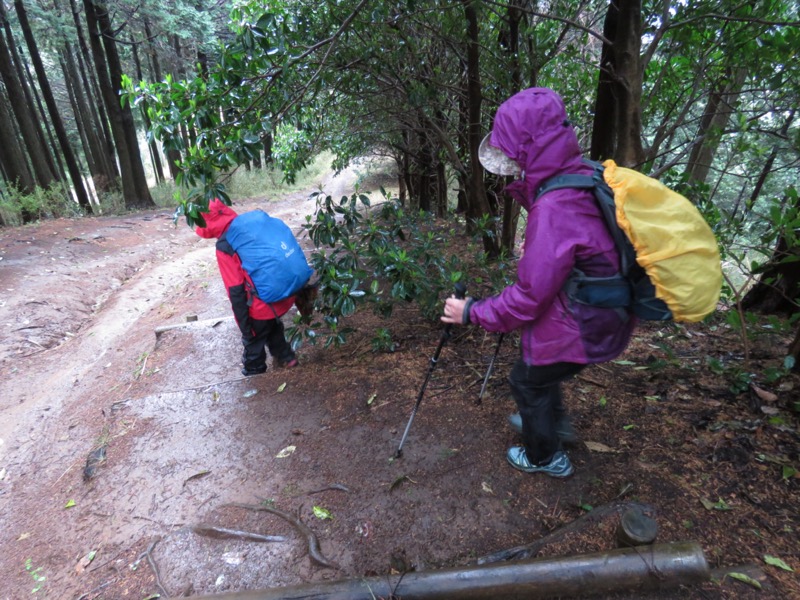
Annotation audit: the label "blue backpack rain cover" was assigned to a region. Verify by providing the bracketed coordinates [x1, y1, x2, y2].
[225, 210, 312, 303]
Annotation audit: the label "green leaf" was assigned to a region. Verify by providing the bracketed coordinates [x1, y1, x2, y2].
[727, 572, 762, 589]
[764, 555, 794, 572]
[277, 382, 287, 392]
[64, 499, 76, 509]
[312, 505, 333, 520]
[701, 497, 732, 511]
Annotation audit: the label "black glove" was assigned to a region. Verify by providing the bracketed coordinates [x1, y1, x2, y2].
[462, 297, 477, 325]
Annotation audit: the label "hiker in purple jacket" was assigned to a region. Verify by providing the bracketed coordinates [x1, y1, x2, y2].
[442, 88, 635, 478]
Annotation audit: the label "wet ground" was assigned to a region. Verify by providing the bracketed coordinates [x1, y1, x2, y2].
[0, 169, 797, 599]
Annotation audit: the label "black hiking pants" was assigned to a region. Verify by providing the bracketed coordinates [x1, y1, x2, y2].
[508, 360, 585, 465]
[241, 318, 295, 374]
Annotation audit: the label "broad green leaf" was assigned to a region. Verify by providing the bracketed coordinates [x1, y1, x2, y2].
[764, 555, 794, 572]
[65, 499, 76, 509]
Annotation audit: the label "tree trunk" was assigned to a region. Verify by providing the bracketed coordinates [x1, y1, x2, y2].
[590, 0, 618, 161]
[463, 0, 499, 257]
[143, 19, 181, 180]
[0, 9, 56, 192]
[436, 160, 447, 218]
[60, 45, 106, 198]
[590, 0, 644, 166]
[0, 85, 35, 194]
[740, 233, 800, 316]
[685, 67, 747, 185]
[85, 0, 155, 210]
[789, 326, 800, 371]
[496, 0, 524, 254]
[15, 0, 92, 213]
[68, 0, 118, 186]
[743, 109, 796, 215]
[132, 38, 164, 185]
[611, 0, 644, 167]
[13, 37, 62, 181]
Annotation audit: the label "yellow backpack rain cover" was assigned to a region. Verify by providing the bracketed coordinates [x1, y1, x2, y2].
[602, 159, 722, 322]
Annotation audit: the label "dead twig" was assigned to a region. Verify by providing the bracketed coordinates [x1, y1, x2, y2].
[292, 483, 352, 497]
[576, 373, 607, 387]
[224, 502, 338, 569]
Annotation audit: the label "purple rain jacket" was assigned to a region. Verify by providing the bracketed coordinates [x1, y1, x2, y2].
[469, 88, 635, 365]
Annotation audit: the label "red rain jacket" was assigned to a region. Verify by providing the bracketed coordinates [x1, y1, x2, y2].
[195, 199, 295, 337]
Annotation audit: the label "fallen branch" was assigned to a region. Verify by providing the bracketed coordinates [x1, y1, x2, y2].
[477, 500, 654, 564]
[224, 502, 338, 569]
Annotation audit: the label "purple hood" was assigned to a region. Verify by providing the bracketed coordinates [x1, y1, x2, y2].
[470, 88, 635, 365]
[489, 88, 591, 209]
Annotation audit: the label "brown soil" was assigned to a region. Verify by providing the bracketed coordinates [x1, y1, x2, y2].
[0, 170, 798, 600]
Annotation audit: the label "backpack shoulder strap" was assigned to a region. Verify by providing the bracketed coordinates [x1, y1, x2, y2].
[537, 160, 635, 276]
[536, 159, 605, 198]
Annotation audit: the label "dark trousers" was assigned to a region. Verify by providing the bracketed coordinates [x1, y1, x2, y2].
[508, 360, 585, 465]
[241, 318, 295, 373]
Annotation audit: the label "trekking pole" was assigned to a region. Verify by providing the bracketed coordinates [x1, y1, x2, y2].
[477, 333, 505, 405]
[394, 282, 467, 459]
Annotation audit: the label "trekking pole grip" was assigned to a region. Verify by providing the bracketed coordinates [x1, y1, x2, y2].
[454, 282, 467, 301]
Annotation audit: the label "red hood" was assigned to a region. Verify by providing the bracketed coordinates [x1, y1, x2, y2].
[195, 199, 238, 239]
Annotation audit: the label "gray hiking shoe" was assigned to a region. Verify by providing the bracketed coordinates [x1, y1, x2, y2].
[506, 447, 574, 478]
[507, 413, 579, 447]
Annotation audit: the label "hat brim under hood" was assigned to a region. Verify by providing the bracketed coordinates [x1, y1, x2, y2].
[478, 134, 521, 177]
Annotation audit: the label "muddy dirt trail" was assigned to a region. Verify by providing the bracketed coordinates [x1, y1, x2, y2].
[0, 172, 368, 598]
[1, 167, 796, 600]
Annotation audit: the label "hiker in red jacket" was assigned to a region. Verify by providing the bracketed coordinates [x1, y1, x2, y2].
[196, 199, 301, 376]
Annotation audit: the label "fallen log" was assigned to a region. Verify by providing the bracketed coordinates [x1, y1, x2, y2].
[477, 500, 654, 564]
[181, 541, 710, 600]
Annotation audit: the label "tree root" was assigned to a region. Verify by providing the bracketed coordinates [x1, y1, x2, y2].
[190, 523, 287, 544]
[141, 536, 169, 598]
[224, 502, 339, 569]
[477, 500, 654, 564]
